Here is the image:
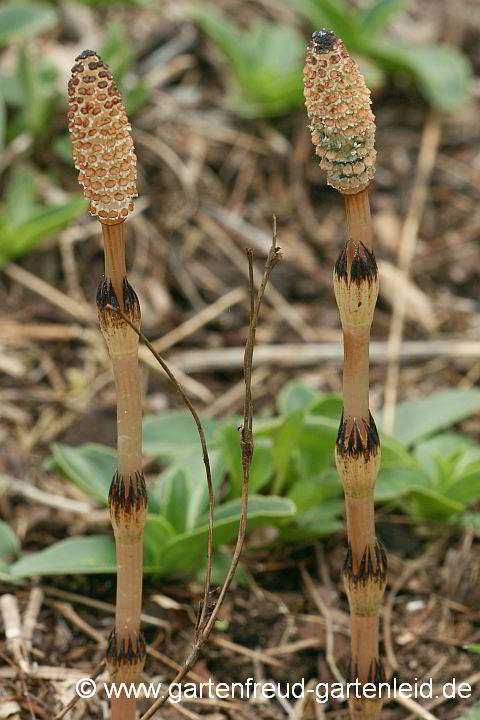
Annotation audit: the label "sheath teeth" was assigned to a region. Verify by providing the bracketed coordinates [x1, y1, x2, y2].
[333, 240, 379, 329]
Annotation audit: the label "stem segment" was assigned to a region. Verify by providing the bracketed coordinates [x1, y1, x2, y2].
[334, 192, 386, 720]
[97, 220, 147, 720]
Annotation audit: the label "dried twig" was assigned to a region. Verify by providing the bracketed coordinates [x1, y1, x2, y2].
[135, 219, 280, 720]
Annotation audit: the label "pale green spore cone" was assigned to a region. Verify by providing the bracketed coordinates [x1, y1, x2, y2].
[304, 30, 376, 195]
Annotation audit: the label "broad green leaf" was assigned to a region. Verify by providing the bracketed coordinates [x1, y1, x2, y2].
[375, 466, 431, 502]
[159, 496, 295, 574]
[191, 6, 247, 79]
[280, 500, 344, 541]
[0, 4, 59, 47]
[196, 549, 248, 587]
[277, 382, 320, 415]
[379, 390, 480, 446]
[0, 196, 87, 264]
[5, 164, 35, 225]
[50, 443, 116, 504]
[457, 513, 480, 532]
[272, 410, 306, 494]
[0, 72, 26, 107]
[288, 469, 341, 510]
[358, 0, 411, 35]
[143, 514, 176, 569]
[310, 395, 343, 420]
[464, 646, 480, 654]
[192, 6, 304, 117]
[143, 411, 218, 458]
[149, 448, 224, 530]
[413, 433, 475, 480]
[151, 466, 189, 533]
[368, 41, 472, 111]
[379, 433, 416, 469]
[9, 536, 116, 577]
[452, 702, 480, 720]
[0, 521, 20, 568]
[403, 486, 464, 520]
[221, 426, 273, 497]
[287, 0, 360, 44]
[295, 416, 338, 479]
[441, 463, 480, 504]
[102, 19, 133, 82]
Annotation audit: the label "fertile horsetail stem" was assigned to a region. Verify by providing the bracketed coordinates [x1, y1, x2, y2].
[305, 30, 386, 720]
[69, 50, 145, 720]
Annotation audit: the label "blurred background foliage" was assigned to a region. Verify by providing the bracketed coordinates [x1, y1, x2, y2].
[0, 0, 473, 258]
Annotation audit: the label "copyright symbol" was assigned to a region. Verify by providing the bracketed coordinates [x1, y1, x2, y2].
[76, 677, 97, 699]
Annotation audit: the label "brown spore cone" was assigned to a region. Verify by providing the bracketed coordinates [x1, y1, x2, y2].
[67, 50, 137, 223]
[304, 31, 376, 195]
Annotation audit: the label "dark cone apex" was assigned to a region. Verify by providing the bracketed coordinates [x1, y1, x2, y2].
[312, 29, 337, 52]
[75, 49, 97, 61]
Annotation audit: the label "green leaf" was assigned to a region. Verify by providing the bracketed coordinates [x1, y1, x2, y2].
[0, 521, 20, 568]
[287, 0, 360, 44]
[277, 382, 320, 415]
[375, 466, 431, 502]
[456, 514, 480, 532]
[192, 5, 304, 117]
[159, 496, 296, 574]
[272, 410, 306, 494]
[196, 549, 248, 587]
[453, 703, 480, 720]
[288, 468, 341, 510]
[0, 71, 26, 107]
[0, 196, 87, 264]
[379, 433, 416, 469]
[368, 41, 472, 111]
[5, 164, 35, 225]
[143, 514, 176, 569]
[0, 3, 59, 47]
[295, 416, 338, 479]
[192, 5, 243, 72]
[221, 426, 273, 497]
[151, 466, 189, 533]
[143, 411, 218, 458]
[464, 645, 480, 654]
[442, 462, 480, 504]
[149, 448, 224, 530]
[102, 19, 133, 82]
[310, 395, 343, 420]
[358, 0, 411, 35]
[50, 443, 116, 504]
[280, 500, 344, 541]
[413, 433, 475, 480]
[9, 536, 117, 577]
[380, 390, 480, 446]
[404, 486, 464, 520]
